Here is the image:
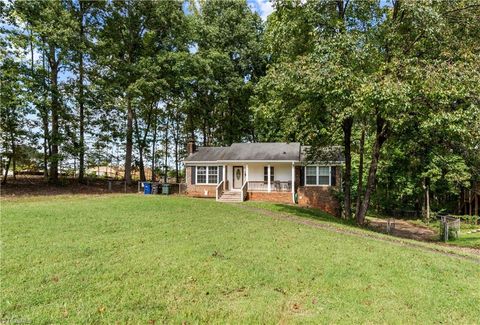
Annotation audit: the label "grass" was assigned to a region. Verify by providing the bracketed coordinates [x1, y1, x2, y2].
[1, 195, 480, 323]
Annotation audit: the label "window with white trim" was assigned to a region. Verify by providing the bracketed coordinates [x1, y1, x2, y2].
[196, 166, 219, 184]
[305, 166, 331, 186]
[197, 166, 207, 184]
[208, 166, 218, 184]
[263, 166, 274, 182]
[306, 166, 317, 185]
[318, 167, 330, 185]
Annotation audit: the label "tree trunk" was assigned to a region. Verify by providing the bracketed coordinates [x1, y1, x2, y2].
[49, 45, 60, 183]
[133, 103, 154, 183]
[422, 177, 431, 223]
[2, 154, 11, 185]
[342, 117, 353, 219]
[356, 116, 388, 225]
[11, 137, 16, 180]
[469, 189, 472, 216]
[138, 146, 145, 182]
[474, 181, 478, 218]
[133, 107, 146, 182]
[125, 97, 133, 185]
[42, 112, 50, 179]
[164, 113, 170, 183]
[174, 117, 180, 183]
[78, 1, 86, 183]
[40, 46, 49, 179]
[354, 128, 365, 218]
[151, 106, 157, 182]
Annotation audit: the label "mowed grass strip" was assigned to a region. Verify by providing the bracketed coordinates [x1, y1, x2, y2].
[1, 195, 479, 324]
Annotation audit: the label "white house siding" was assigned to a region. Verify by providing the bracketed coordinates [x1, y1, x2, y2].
[222, 163, 293, 190]
[247, 163, 292, 182]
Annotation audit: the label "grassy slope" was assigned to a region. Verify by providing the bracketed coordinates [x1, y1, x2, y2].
[1, 195, 479, 324]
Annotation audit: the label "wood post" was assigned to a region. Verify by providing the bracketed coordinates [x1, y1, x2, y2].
[291, 163, 295, 203]
[223, 165, 226, 191]
[267, 165, 271, 193]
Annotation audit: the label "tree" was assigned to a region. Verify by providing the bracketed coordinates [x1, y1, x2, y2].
[95, 0, 188, 184]
[254, 0, 480, 223]
[13, 0, 77, 182]
[189, 0, 266, 145]
[0, 58, 31, 184]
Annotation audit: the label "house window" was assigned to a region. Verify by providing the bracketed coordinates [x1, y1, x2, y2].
[318, 167, 330, 185]
[306, 166, 317, 185]
[263, 166, 274, 182]
[196, 166, 219, 184]
[197, 166, 207, 184]
[208, 166, 218, 184]
[305, 166, 331, 186]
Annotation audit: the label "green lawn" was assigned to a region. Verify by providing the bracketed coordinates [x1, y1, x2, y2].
[1, 195, 479, 323]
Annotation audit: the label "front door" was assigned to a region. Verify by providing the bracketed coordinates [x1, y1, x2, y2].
[233, 166, 243, 189]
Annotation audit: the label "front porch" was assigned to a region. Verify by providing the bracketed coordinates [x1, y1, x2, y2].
[216, 162, 296, 203]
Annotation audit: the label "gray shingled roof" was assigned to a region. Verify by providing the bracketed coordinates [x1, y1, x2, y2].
[184, 142, 344, 163]
[184, 147, 230, 162]
[224, 143, 300, 161]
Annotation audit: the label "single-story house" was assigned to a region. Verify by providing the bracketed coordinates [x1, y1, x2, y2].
[183, 142, 344, 216]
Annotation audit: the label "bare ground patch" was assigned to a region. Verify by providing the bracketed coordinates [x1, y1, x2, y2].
[0, 176, 139, 198]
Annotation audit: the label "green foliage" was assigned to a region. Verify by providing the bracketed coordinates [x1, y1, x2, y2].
[1, 0, 479, 214]
[254, 0, 480, 217]
[189, 0, 267, 145]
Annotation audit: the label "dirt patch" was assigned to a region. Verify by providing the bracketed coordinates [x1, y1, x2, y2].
[367, 217, 437, 241]
[1, 176, 139, 198]
[237, 204, 480, 264]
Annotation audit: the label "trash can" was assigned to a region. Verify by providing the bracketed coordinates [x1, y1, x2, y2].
[162, 183, 171, 195]
[143, 182, 152, 195]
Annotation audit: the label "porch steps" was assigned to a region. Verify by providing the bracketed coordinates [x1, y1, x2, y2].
[218, 191, 242, 202]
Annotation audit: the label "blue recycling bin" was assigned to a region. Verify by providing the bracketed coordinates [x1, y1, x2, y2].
[143, 182, 152, 195]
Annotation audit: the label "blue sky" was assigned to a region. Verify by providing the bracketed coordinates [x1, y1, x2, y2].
[248, 0, 275, 21]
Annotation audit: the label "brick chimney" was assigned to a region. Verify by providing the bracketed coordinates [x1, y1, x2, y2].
[187, 139, 197, 156]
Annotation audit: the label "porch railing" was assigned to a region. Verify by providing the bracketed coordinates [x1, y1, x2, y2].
[247, 181, 292, 192]
[216, 180, 224, 201]
[241, 181, 248, 201]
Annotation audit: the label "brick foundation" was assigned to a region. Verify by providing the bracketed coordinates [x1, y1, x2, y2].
[186, 185, 217, 198]
[297, 186, 340, 216]
[247, 191, 293, 204]
[185, 165, 217, 197]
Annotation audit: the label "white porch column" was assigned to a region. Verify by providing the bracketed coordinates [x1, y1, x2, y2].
[223, 165, 226, 190]
[291, 162, 295, 203]
[267, 164, 271, 192]
[245, 164, 249, 183]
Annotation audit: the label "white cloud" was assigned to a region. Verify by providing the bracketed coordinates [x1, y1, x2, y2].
[254, 0, 274, 21]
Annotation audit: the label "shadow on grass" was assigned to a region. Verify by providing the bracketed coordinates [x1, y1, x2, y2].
[254, 202, 358, 228]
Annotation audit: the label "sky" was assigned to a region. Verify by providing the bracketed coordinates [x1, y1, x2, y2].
[248, 0, 275, 21]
